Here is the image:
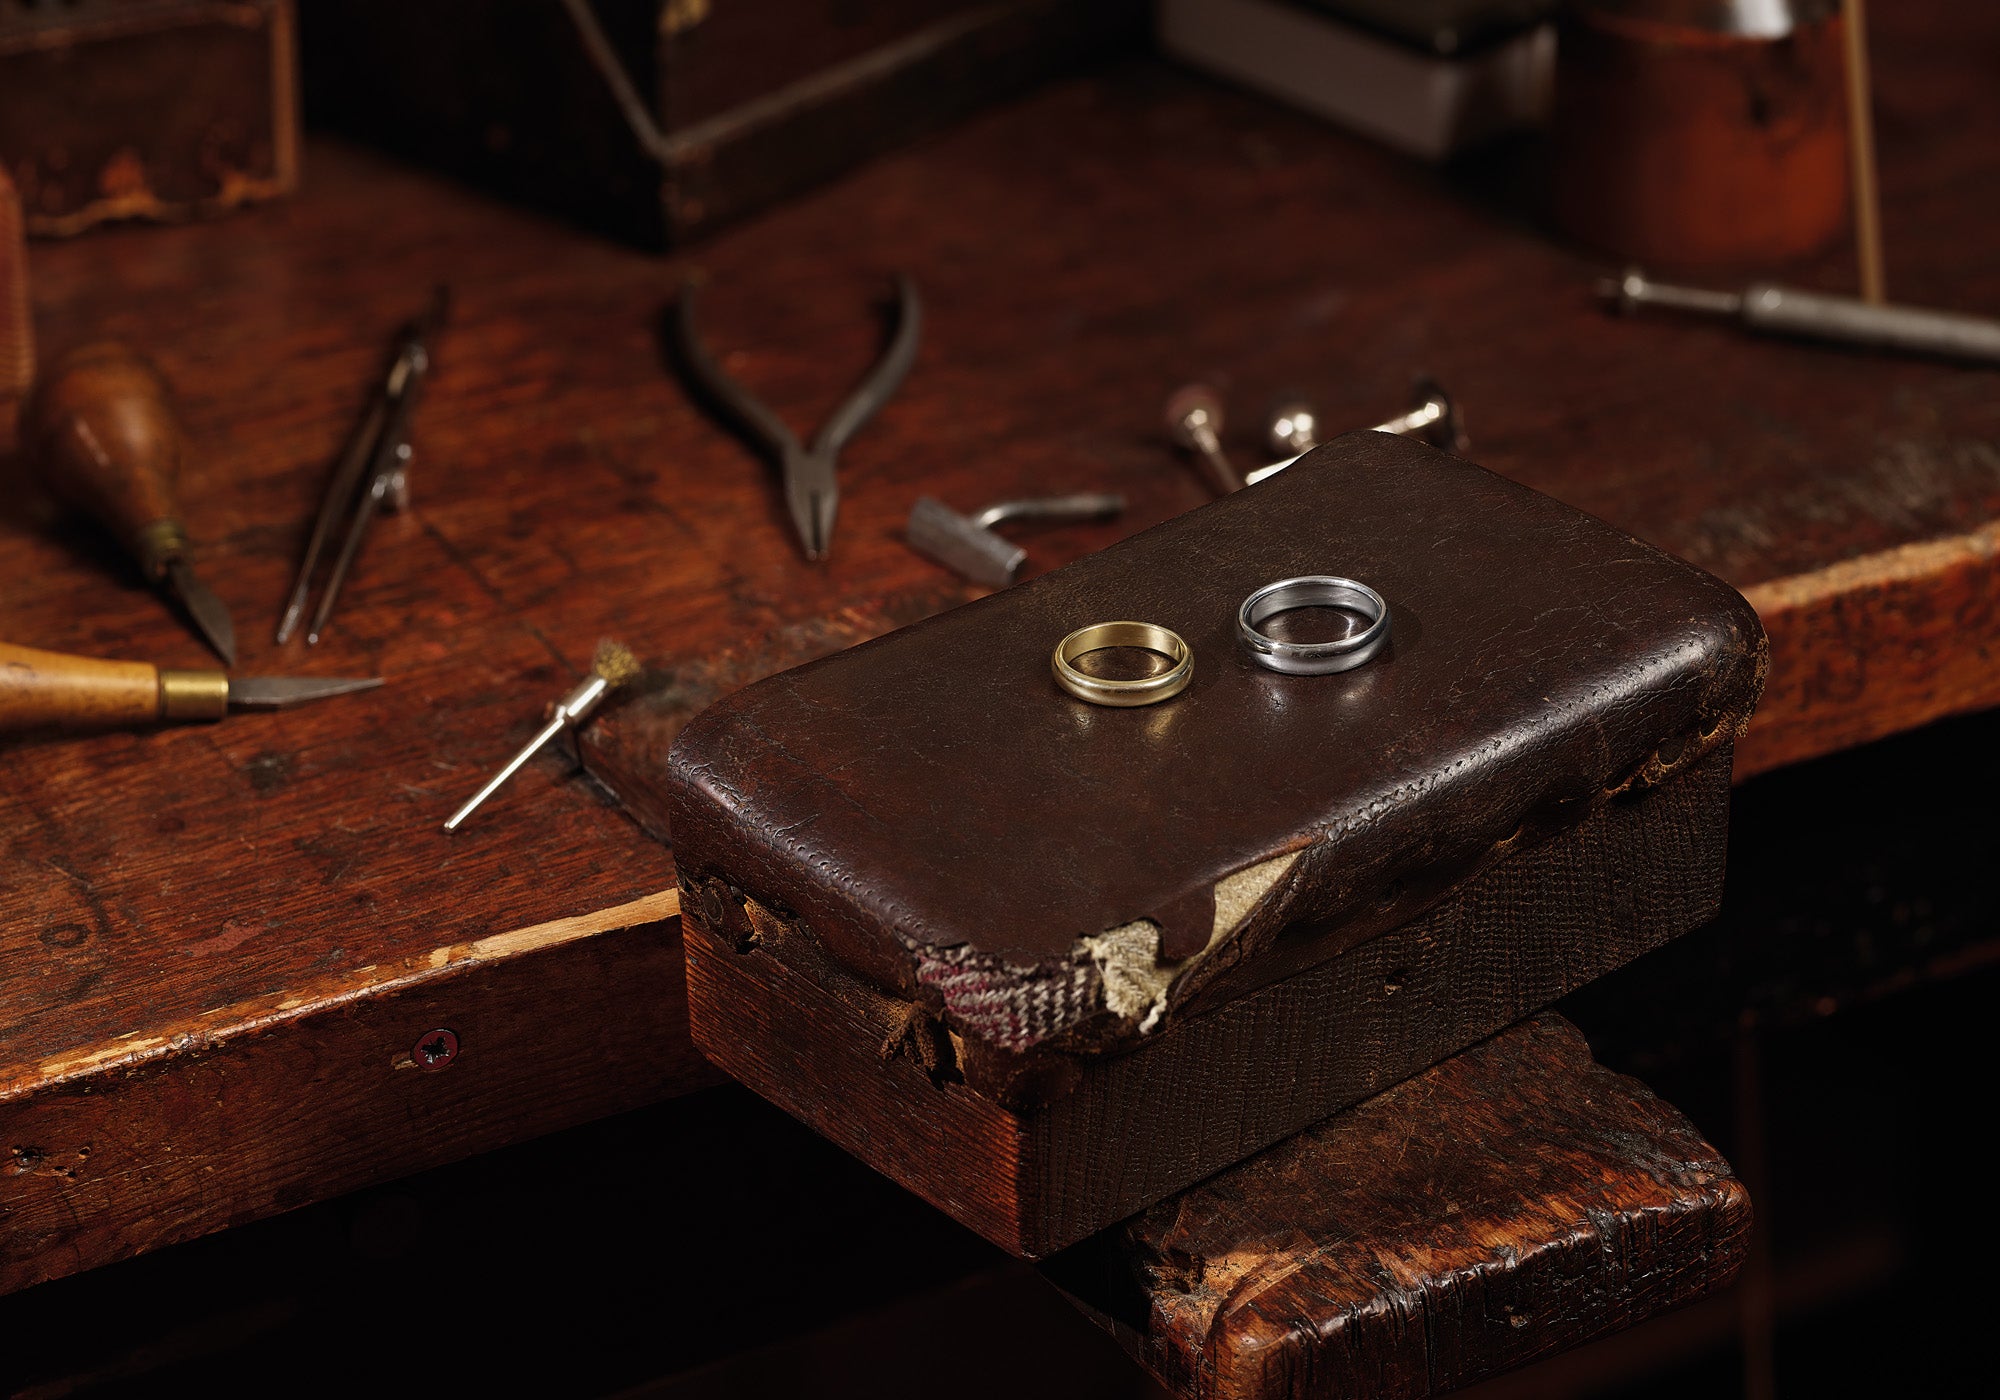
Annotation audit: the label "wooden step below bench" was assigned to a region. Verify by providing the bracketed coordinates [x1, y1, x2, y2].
[1048, 1013, 1749, 1400]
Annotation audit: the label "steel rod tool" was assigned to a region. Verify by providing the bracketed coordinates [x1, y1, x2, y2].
[1169, 379, 1466, 493]
[1602, 267, 2000, 363]
[22, 342, 237, 665]
[444, 640, 641, 833]
[906, 493, 1125, 587]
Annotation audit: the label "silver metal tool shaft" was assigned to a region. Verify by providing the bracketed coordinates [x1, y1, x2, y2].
[1602, 267, 2000, 364]
[1372, 397, 1448, 441]
[970, 496, 1125, 532]
[443, 674, 611, 833]
[907, 492, 1126, 587]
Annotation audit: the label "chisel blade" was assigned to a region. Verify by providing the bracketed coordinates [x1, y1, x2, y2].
[166, 560, 238, 667]
[227, 675, 384, 710]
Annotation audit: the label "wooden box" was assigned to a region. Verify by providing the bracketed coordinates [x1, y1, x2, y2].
[0, 0, 299, 238]
[667, 434, 1767, 1256]
[298, 0, 1147, 250]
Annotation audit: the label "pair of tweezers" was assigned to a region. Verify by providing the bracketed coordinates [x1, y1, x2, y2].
[278, 287, 450, 644]
[674, 275, 921, 561]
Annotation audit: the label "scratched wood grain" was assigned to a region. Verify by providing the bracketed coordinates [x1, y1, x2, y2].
[2, 0, 1997, 1294]
[1050, 1015, 1750, 1400]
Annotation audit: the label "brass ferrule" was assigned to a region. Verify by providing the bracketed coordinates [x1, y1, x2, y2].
[158, 669, 230, 722]
[135, 517, 188, 582]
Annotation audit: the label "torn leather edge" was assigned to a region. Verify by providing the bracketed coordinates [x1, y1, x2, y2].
[903, 851, 1303, 1054]
[896, 715, 1755, 1057]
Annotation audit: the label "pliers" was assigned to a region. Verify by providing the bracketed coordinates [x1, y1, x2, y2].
[674, 275, 922, 562]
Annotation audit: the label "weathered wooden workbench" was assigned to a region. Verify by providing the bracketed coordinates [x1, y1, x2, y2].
[4, 0, 1997, 1300]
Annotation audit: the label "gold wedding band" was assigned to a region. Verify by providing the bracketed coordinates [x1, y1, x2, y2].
[1051, 621, 1193, 707]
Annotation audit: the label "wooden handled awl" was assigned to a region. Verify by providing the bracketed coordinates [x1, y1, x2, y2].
[21, 343, 238, 665]
[0, 642, 381, 734]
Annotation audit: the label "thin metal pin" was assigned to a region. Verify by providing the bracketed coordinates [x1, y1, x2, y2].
[443, 643, 640, 833]
[443, 711, 572, 833]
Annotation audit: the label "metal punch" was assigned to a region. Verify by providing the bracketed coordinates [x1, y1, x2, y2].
[278, 286, 450, 645]
[1245, 378, 1467, 485]
[1166, 378, 1467, 493]
[675, 275, 921, 562]
[907, 493, 1126, 588]
[1162, 384, 1245, 493]
[1602, 266, 2000, 364]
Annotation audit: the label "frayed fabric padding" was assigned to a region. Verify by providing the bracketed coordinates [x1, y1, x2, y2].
[912, 943, 1098, 1054]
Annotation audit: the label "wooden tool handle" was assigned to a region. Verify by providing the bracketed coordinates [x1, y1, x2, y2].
[21, 343, 189, 578]
[0, 642, 163, 733]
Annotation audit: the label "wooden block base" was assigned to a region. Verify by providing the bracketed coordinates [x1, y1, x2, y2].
[1048, 1014, 1750, 1400]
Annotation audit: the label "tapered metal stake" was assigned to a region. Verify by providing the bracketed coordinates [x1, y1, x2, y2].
[165, 559, 238, 666]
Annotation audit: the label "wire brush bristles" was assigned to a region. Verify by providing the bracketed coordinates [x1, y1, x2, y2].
[591, 639, 642, 688]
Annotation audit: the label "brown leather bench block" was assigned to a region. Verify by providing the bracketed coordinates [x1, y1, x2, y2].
[1050, 1015, 1750, 1400]
[670, 433, 1766, 1254]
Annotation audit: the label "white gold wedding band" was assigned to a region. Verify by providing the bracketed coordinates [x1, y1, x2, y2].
[1237, 576, 1390, 675]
